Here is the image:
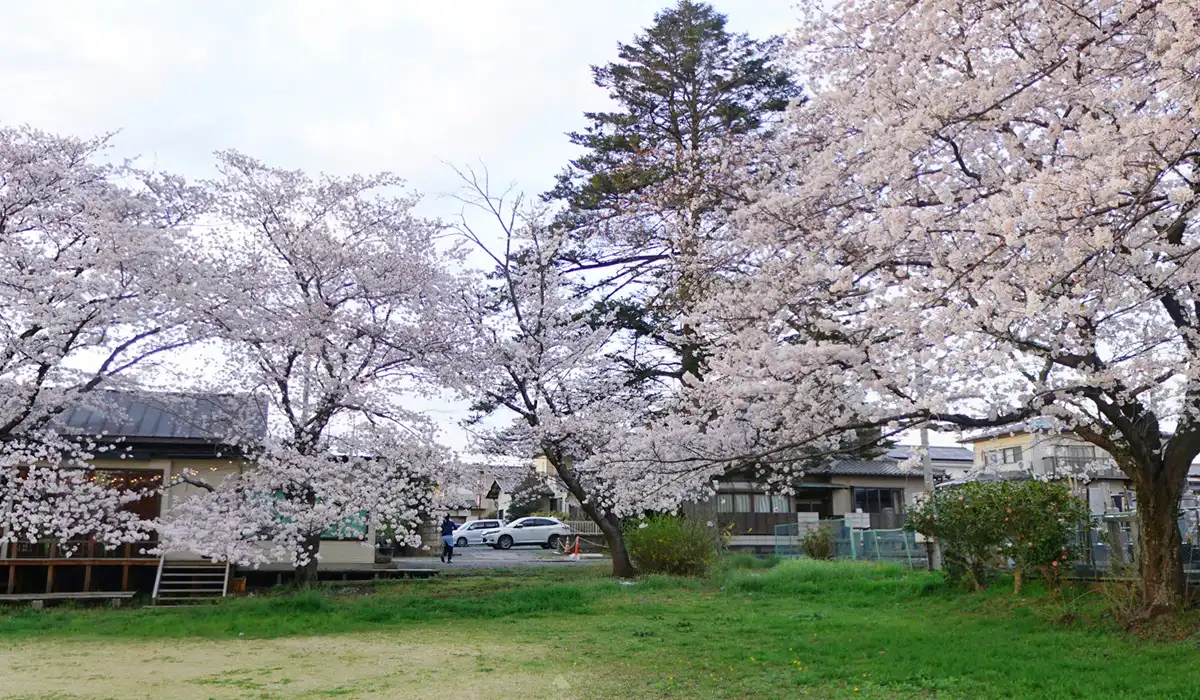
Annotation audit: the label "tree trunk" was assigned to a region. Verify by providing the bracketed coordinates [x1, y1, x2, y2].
[542, 448, 636, 578]
[1013, 567, 1023, 596]
[1134, 472, 1185, 614]
[295, 533, 321, 587]
[597, 512, 636, 579]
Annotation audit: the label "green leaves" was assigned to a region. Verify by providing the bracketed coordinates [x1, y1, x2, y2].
[908, 481, 1088, 592]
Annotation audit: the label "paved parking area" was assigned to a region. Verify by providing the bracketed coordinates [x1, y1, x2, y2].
[397, 545, 608, 570]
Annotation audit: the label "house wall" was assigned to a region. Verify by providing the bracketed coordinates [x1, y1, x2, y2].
[970, 434, 1037, 473]
[930, 459, 974, 481]
[85, 456, 378, 568]
[829, 476, 930, 514]
[968, 431, 1134, 513]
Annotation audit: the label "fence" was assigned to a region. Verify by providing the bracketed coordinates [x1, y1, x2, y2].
[775, 509, 1200, 582]
[565, 519, 603, 536]
[1070, 510, 1200, 582]
[774, 518, 921, 567]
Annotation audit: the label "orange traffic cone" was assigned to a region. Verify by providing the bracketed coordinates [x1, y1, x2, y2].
[570, 536, 580, 561]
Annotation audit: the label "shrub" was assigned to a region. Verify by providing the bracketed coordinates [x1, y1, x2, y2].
[801, 526, 836, 560]
[907, 482, 1002, 591]
[908, 480, 1088, 594]
[996, 481, 1088, 593]
[625, 515, 724, 577]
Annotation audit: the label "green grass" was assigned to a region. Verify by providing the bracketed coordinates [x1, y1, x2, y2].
[4, 559, 1200, 698]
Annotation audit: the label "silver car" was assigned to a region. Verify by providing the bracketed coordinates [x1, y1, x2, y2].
[451, 519, 505, 547]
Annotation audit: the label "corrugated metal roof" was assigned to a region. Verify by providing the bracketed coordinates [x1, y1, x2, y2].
[886, 444, 974, 463]
[55, 391, 267, 442]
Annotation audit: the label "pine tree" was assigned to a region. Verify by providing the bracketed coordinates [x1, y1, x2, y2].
[548, 0, 801, 382]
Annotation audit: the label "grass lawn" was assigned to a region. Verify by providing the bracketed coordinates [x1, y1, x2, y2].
[2, 558, 1200, 699]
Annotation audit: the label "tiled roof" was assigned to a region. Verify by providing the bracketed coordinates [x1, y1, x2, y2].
[886, 444, 974, 463]
[810, 459, 926, 478]
[55, 391, 267, 442]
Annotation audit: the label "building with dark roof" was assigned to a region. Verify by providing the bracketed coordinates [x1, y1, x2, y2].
[697, 448, 972, 553]
[2, 390, 382, 597]
[53, 390, 267, 458]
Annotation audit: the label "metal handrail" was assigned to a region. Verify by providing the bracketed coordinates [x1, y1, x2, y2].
[151, 556, 165, 600]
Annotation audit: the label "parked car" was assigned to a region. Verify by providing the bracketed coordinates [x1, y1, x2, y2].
[452, 519, 505, 547]
[480, 517, 571, 550]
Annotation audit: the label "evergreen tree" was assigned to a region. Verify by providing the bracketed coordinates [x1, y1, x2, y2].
[548, 0, 801, 382]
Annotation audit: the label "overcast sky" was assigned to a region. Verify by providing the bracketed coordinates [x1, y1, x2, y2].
[0, 0, 961, 452]
[0, 0, 796, 214]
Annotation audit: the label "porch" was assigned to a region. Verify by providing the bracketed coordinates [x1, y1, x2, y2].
[1, 539, 159, 595]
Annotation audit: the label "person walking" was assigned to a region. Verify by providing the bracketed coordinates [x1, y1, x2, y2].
[440, 515, 457, 563]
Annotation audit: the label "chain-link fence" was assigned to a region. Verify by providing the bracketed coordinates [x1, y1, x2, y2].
[1069, 509, 1200, 582]
[774, 518, 921, 567]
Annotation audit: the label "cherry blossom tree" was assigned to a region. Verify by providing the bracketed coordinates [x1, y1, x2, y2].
[651, 0, 1200, 610]
[0, 126, 204, 553]
[158, 152, 456, 584]
[447, 169, 724, 578]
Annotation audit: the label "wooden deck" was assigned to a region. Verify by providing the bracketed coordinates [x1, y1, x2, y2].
[2, 540, 158, 595]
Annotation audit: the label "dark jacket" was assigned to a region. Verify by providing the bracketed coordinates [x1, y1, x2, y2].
[440, 519, 457, 537]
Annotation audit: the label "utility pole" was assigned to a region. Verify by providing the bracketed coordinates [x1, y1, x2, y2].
[921, 425, 943, 570]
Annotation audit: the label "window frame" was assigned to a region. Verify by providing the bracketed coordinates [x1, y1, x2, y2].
[852, 488, 905, 514]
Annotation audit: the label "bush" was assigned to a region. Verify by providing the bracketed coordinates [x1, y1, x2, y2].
[908, 480, 1088, 594]
[625, 515, 724, 577]
[907, 482, 1003, 591]
[801, 526, 836, 560]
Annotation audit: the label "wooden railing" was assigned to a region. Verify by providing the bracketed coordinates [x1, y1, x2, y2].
[3, 538, 158, 560]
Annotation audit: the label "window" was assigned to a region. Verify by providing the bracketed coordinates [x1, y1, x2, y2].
[753, 494, 773, 513]
[771, 494, 792, 513]
[733, 494, 752, 513]
[321, 510, 368, 541]
[716, 494, 733, 513]
[853, 488, 904, 514]
[985, 447, 1023, 465]
[1057, 444, 1096, 459]
[469, 521, 498, 530]
[91, 469, 163, 521]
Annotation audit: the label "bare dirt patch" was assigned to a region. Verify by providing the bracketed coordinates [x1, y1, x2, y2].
[0, 635, 589, 699]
